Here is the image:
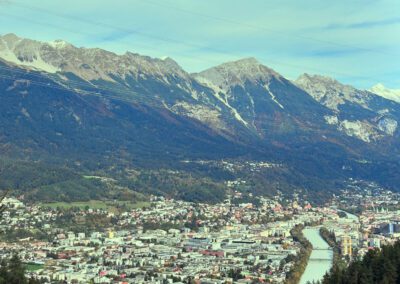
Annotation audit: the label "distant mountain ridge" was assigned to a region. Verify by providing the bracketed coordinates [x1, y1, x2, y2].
[295, 74, 400, 142]
[0, 33, 399, 199]
[370, 83, 400, 103]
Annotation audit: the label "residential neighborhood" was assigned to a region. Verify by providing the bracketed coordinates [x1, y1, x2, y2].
[1, 181, 400, 283]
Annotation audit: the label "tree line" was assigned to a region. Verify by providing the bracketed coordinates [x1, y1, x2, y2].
[323, 240, 400, 284]
[0, 255, 41, 284]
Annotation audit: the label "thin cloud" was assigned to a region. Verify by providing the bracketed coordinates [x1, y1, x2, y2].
[91, 30, 137, 43]
[0, 0, 398, 89]
[302, 48, 367, 58]
[325, 17, 400, 30]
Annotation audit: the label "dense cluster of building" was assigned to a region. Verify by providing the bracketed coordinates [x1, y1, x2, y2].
[325, 180, 400, 259]
[0, 194, 322, 283]
[1, 179, 400, 283]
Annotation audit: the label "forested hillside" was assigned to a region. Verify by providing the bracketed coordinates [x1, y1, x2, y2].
[323, 241, 400, 284]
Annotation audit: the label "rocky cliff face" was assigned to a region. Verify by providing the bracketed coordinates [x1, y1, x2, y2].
[295, 74, 400, 142]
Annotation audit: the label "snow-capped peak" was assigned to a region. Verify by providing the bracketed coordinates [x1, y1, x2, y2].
[369, 83, 400, 103]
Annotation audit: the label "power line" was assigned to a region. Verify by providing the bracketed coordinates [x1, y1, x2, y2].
[6, 2, 221, 53]
[13, 0, 392, 58]
[0, 0, 384, 77]
[0, 63, 225, 110]
[0, 5, 382, 81]
[0, 73, 166, 109]
[135, 0, 394, 57]
[0, 11, 224, 67]
[0, 64, 144, 97]
[0, 54, 375, 106]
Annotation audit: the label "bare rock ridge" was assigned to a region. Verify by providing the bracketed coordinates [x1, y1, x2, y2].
[0, 33, 189, 81]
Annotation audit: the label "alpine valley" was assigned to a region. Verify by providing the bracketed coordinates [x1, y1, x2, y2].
[0, 33, 399, 203]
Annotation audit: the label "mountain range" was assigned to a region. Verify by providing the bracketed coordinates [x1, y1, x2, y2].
[0, 33, 399, 202]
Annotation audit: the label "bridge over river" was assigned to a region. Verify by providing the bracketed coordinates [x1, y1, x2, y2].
[300, 210, 359, 283]
[300, 227, 333, 284]
[313, 247, 333, 251]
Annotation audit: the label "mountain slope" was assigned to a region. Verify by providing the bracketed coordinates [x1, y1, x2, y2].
[295, 74, 399, 143]
[1, 33, 400, 200]
[195, 58, 332, 136]
[0, 33, 244, 138]
[0, 61, 250, 166]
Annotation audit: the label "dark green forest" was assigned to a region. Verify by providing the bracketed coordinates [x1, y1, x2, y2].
[323, 241, 400, 284]
[0, 156, 338, 204]
[0, 255, 40, 284]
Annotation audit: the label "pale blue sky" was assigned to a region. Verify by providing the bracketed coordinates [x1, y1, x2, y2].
[0, 0, 399, 89]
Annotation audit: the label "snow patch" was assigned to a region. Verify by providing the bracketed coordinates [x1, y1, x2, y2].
[264, 84, 284, 109]
[195, 77, 249, 127]
[72, 113, 81, 124]
[21, 108, 30, 118]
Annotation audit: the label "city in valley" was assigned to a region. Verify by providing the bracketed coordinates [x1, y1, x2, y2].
[1, 179, 399, 283]
[0, 1, 398, 283]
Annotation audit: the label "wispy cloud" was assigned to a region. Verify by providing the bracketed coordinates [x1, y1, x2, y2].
[325, 17, 400, 30]
[0, 0, 398, 89]
[91, 31, 137, 43]
[301, 47, 367, 58]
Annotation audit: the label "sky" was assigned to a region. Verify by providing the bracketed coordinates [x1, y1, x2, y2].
[0, 0, 399, 89]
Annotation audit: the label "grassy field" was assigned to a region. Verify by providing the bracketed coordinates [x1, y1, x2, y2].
[40, 200, 150, 212]
[25, 263, 44, 271]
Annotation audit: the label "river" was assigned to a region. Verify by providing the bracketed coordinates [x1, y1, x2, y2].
[337, 209, 359, 221]
[299, 227, 333, 284]
[299, 210, 359, 283]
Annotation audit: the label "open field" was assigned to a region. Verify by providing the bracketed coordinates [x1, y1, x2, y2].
[25, 263, 44, 271]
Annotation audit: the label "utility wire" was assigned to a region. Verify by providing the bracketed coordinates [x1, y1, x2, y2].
[0, 11, 224, 67]
[11, 0, 393, 57]
[138, 0, 394, 56]
[0, 73, 167, 109]
[0, 63, 213, 109]
[0, 64, 145, 96]
[0, 2, 382, 82]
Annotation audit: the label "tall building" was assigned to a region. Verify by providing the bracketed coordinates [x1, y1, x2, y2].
[341, 235, 352, 256]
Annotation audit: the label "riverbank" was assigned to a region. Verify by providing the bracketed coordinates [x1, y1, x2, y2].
[320, 210, 360, 270]
[337, 209, 359, 221]
[299, 227, 333, 284]
[285, 225, 312, 284]
[319, 226, 350, 275]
